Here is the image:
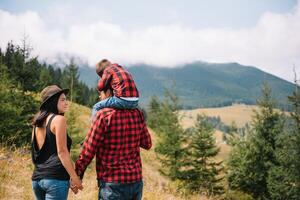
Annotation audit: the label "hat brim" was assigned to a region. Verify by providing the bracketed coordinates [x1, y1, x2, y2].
[40, 88, 69, 110]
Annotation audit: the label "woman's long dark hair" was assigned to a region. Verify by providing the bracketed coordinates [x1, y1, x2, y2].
[32, 93, 64, 127]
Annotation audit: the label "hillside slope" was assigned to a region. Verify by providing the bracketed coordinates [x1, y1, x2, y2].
[0, 103, 220, 200]
[79, 61, 294, 109]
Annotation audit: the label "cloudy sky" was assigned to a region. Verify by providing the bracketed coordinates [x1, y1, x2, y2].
[0, 0, 299, 82]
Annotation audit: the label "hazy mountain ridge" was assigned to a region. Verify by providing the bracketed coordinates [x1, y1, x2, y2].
[78, 61, 294, 109]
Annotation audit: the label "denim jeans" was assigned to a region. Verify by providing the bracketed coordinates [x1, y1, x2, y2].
[92, 96, 139, 118]
[32, 179, 69, 200]
[98, 180, 143, 200]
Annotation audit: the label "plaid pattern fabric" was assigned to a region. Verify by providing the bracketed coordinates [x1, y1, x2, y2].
[97, 63, 139, 98]
[75, 108, 152, 183]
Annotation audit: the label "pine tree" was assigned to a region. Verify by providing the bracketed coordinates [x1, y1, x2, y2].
[180, 115, 224, 196]
[267, 72, 300, 199]
[0, 63, 38, 145]
[39, 64, 53, 89]
[227, 83, 285, 199]
[61, 58, 80, 102]
[152, 90, 185, 180]
[147, 95, 161, 129]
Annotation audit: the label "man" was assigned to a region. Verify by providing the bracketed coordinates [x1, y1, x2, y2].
[75, 88, 152, 200]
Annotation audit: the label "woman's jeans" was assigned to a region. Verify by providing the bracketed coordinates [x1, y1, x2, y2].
[98, 180, 143, 200]
[32, 179, 69, 200]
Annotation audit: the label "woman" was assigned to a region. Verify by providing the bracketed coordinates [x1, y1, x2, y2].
[31, 85, 83, 200]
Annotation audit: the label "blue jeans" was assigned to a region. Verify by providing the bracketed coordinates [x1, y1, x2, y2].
[92, 96, 138, 118]
[32, 179, 69, 200]
[98, 180, 143, 200]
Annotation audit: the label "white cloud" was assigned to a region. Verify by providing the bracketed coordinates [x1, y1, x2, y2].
[0, 1, 300, 82]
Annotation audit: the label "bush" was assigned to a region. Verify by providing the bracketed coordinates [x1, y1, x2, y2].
[224, 190, 253, 200]
[0, 64, 39, 146]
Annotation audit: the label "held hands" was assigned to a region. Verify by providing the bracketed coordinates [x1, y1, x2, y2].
[70, 175, 83, 194]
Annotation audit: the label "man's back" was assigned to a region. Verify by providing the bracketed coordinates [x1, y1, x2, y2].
[75, 108, 152, 183]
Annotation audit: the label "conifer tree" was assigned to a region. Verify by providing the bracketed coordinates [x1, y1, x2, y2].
[152, 91, 184, 180]
[147, 95, 161, 129]
[267, 72, 300, 199]
[180, 115, 224, 196]
[227, 83, 285, 199]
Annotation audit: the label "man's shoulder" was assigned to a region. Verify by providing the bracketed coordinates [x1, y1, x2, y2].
[116, 108, 145, 121]
[102, 108, 144, 118]
[96, 107, 116, 117]
[97, 108, 143, 115]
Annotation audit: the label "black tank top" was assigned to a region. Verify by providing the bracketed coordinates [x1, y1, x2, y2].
[31, 114, 72, 180]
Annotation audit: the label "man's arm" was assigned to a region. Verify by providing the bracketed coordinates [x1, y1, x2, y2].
[75, 113, 105, 179]
[139, 112, 152, 150]
[97, 68, 112, 92]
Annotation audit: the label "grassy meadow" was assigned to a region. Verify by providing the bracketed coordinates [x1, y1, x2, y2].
[1, 102, 241, 200]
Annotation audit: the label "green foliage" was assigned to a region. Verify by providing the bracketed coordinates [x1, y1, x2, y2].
[267, 77, 300, 200]
[148, 92, 224, 197]
[179, 115, 224, 196]
[227, 83, 285, 199]
[65, 103, 84, 146]
[148, 91, 185, 180]
[0, 64, 39, 146]
[1, 41, 96, 106]
[224, 190, 254, 200]
[39, 64, 53, 89]
[0, 40, 98, 146]
[146, 95, 161, 128]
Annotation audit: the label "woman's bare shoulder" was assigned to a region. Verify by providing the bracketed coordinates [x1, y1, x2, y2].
[51, 115, 67, 134]
[52, 115, 66, 124]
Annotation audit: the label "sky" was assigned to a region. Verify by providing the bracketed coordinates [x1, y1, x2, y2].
[0, 0, 299, 82]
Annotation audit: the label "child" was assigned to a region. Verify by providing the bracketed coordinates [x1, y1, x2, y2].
[91, 59, 139, 117]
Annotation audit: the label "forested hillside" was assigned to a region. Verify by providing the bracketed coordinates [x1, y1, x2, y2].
[78, 62, 294, 109]
[0, 41, 97, 145]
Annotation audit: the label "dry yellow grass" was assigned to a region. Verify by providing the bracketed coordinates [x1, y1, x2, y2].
[214, 130, 231, 161]
[179, 103, 258, 128]
[0, 145, 213, 200]
[2, 103, 261, 200]
[0, 147, 33, 200]
[0, 103, 215, 200]
[179, 105, 255, 162]
[4, 103, 268, 200]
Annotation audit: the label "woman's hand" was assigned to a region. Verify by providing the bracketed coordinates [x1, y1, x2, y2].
[70, 182, 78, 194]
[70, 175, 83, 193]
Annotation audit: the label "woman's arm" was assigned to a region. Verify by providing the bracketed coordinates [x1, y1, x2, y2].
[53, 115, 83, 190]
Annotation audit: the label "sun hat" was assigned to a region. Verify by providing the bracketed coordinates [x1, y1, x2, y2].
[40, 85, 69, 110]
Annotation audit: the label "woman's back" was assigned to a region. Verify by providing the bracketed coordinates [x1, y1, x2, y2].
[31, 114, 72, 180]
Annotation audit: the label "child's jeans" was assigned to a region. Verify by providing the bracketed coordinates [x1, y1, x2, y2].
[92, 96, 138, 118]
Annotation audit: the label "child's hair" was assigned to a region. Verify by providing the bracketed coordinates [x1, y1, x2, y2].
[96, 59, 109, 77]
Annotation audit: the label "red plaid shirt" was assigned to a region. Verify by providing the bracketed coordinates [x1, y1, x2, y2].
[75, 108, 152, 183]
[97, 63, 139, 98]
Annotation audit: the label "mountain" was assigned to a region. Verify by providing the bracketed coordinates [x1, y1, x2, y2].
[78, 61, 294, 109]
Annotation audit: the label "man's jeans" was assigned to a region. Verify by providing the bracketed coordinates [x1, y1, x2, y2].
[32, 179, 69, 200]
[92, 96, 138, 118]
[98, 180, 143, 200]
